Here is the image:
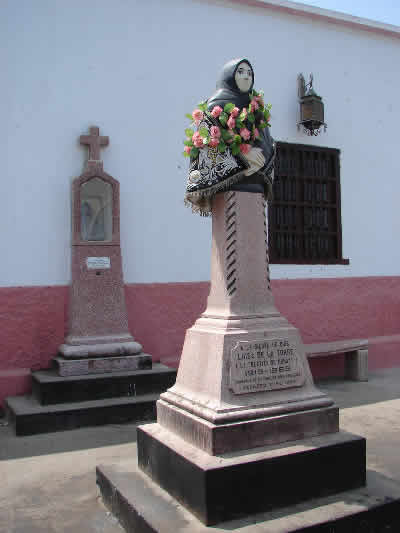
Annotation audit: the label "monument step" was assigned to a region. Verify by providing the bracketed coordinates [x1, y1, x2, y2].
[136, 424, 367, 526]
[97, 454, 400, 533]
[31, 363, 176, 405]
[4, 392, 161, 436]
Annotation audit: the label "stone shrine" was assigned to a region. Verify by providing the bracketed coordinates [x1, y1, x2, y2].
[4, 126, 176, 435]
[56, 126, 149, 376]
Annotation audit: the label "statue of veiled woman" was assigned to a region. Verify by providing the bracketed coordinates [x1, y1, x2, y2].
[184, 58, 275, 215]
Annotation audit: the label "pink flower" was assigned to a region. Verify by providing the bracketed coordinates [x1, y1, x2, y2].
[184, 145, 192, 154]
[227, 116, 236, 129]
[250, 99, 259, 112]
[192, 109, 204, 125]
[230, 107, 239, 118]
[253, 128, 260, 139]
[192, 131, 204, 148]
[240, 128, 251, 141]
[209, 137, 219, 148]
[210, 126, 221, 138]
[240, 143, 251, 155]
[211, 106, 223, 118]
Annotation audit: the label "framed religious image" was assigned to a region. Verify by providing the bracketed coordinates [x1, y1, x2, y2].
[80, 177, 113, 242]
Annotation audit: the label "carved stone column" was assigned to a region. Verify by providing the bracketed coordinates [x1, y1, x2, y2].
[157, 191, 338, 453]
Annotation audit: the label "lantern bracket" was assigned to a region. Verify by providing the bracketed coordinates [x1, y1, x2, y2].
[297, 73, 327, 136]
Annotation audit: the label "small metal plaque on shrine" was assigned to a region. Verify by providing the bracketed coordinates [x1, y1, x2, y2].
[229, 339, 305, 394]
[86, 257, 111, 269]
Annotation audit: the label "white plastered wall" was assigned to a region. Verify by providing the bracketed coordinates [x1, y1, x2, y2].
[1, 0, 400, 286]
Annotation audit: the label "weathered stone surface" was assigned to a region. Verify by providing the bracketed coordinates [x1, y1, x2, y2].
[59, 341, 143, 359]
[54, 353, 151, 376]
[157, 399, 339, 454]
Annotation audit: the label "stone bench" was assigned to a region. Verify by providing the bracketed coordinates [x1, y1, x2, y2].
[305, 339, 368, 382]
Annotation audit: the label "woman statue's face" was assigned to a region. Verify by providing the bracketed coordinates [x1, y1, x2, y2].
[235, 62, 253, 92]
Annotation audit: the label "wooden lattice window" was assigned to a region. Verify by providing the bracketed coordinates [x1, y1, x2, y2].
[268, 143, 348, 264]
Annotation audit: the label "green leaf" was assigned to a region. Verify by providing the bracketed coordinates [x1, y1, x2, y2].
[185, 128, 194, 137]
[239, 111, 247, 122]
[221, 129, 232, 141]
[183, 151, 190, 157]
[184, 139, 194, 146]
[236, 119, 244, 129]
[259, 122, 267, 129]
[224, 103, 235, 114]
[191, 147, 199, 158]
[234, 134, 241, 144]
[185, 113, 193, 121]
[248, 113, 255, 123]
[197, 101, 208, 112]
[219, 114, 228, 126]
[203, 135, 210, 145]
[231, 144, 240, 155]
[218, 142, 227, 153]
[199, 127, 208, 138]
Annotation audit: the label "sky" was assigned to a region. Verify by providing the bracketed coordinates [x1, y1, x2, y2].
[291, 0, 400, 27]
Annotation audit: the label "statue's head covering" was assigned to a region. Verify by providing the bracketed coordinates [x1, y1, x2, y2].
[207, 58, 254, 111]
[185, 58, 275, 215]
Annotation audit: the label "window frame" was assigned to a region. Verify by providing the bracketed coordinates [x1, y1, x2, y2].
[268, 142, 349, 265]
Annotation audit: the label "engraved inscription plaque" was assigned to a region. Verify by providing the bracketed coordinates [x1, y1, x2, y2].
[86, 257, 111, 269]
[229, 339, 305, 394]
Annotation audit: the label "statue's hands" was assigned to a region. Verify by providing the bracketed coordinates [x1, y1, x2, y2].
[243, 147, 265, 176]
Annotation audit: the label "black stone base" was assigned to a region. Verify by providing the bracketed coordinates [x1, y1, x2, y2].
[32, 363, 176, 405]
[97, 445, 400, 532]
[137, 424, 366, 525]
[5, 393, 159, 436]
[5, 364, 177, 436]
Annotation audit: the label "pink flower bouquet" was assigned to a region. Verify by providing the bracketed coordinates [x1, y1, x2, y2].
[183, 89, 271, 159]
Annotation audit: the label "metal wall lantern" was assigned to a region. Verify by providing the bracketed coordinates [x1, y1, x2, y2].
[298, 73, 327, 136]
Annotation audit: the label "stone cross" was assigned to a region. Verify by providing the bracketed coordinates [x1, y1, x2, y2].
[80, 126, 109, 161]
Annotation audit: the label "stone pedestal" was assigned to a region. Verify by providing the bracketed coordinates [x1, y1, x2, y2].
[159, 192, 337, 450]
[133, 191, 365, 525]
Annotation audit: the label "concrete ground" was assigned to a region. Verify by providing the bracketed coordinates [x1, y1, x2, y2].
[1, 367, 400, 533]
